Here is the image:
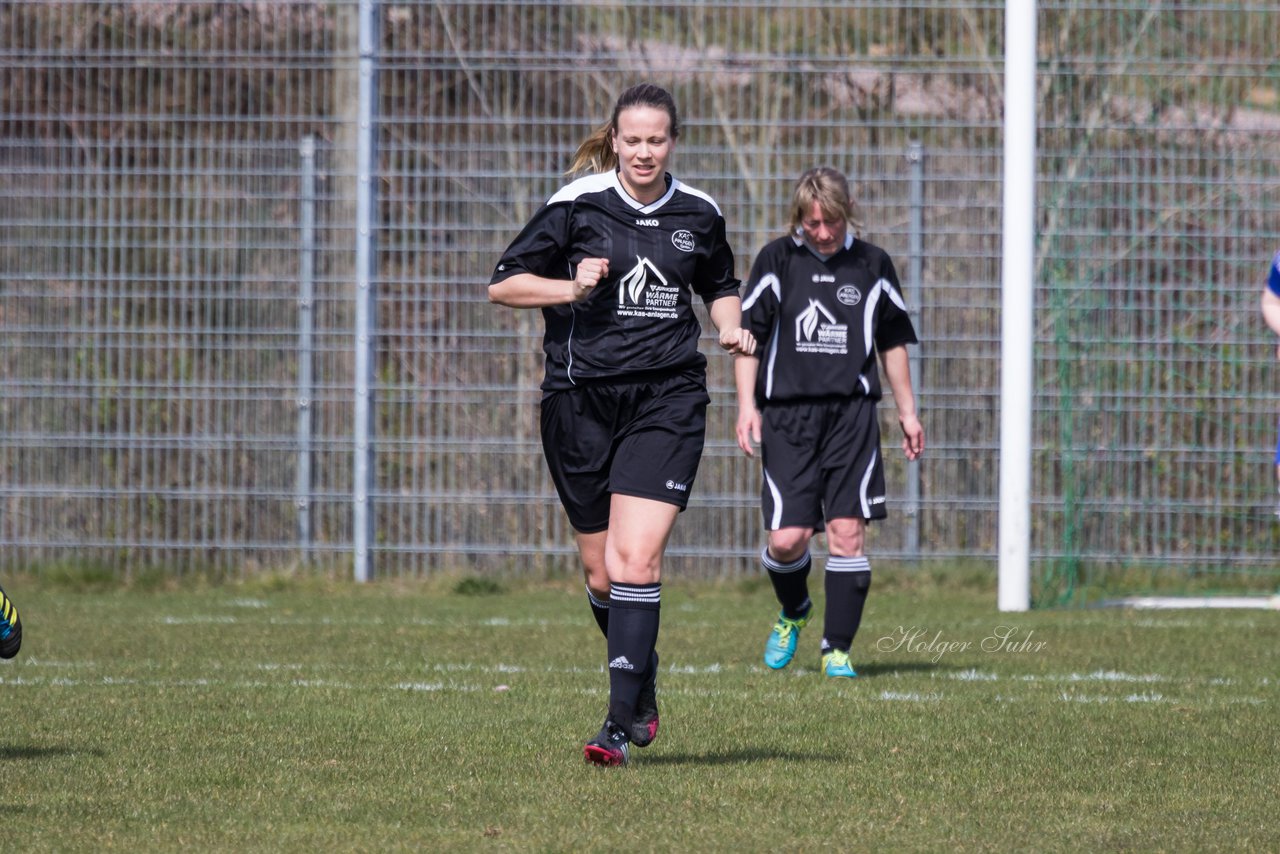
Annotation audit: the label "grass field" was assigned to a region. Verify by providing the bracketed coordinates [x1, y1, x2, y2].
[4, 568, 1278, 851]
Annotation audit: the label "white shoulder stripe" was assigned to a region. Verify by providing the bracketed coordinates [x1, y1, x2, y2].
[742, 273, 780, 311]
[863, 279, 884, 357]
[881, 277, 908, 311]
[671, 179, 723, 216]
[546, 171, 616, 206]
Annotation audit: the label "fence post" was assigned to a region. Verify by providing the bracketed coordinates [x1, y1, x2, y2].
[297, 136, 316, 560]
[904, 141, 924, 558]
[352, 0, 379, 582]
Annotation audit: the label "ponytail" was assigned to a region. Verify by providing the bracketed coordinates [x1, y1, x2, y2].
[566, 122, 617, 176]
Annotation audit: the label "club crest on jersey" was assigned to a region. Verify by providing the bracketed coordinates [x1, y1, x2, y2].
[837, 285, 862, 306]
[671, 229, 695, 252]
[617, 255, 680, 320]
[795, 298, 848, 354]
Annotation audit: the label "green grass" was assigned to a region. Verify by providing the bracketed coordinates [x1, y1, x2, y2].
[4, 570, 1278, 851]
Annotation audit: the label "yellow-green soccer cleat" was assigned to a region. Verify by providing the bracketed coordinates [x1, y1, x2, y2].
[822, 649, 857, 679]
[0, 584, 22, 660]
[763, 609, 810, 669]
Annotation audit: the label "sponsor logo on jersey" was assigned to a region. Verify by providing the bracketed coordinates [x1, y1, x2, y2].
[617, 255, 680, 320]
[635, 218, 660, 226]
[837, 285, 862, 306]
[813, 273, 836, 283]
[665, 480, 689, 492]
[671, 229, 695, 252]
[795, 298, 848, 354]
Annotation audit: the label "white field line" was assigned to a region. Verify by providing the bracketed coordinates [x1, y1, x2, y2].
[7, 656, 1275, 687]
[2, 659, 1275, 708]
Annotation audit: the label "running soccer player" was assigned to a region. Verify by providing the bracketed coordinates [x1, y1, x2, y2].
[734, 166, 923, 678]
[0, 582, 22, 659]
[1261, 249, 1280, 511]
[489, 83, 754, 766]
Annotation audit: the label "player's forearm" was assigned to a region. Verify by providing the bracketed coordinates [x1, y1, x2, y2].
[707, 294, 743, 333]
[734, 353, 759, 411]
[488, 273, 577, 308]
[1262, 291, 1280, 337]
[881, 345, 918, 418]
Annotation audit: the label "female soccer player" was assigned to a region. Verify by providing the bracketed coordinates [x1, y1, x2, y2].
[489, 83, 753, 766]
[1262, 249, 1280, 510]
[734, 166, 923, 679]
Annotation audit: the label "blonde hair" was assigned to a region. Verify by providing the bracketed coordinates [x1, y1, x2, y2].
[788, 166, 864, 239]
[567, 83, 680, 176]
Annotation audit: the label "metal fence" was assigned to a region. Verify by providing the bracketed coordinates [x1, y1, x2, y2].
[2, 2, 1278, 601]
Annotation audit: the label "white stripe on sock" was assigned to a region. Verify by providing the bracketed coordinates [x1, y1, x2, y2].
[826, 555, 870, 573]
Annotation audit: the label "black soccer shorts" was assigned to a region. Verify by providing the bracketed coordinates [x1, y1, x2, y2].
[540, 370, 710, 534]
[759, 395, 887, 530]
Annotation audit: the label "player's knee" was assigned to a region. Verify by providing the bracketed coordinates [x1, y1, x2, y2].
[768, 529, 812, 563]
[826, 521, 865, 556]
[605, 547, 663, 584]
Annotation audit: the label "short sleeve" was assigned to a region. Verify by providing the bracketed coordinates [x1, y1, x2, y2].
[692, 215, 742, 305]
[740, 246, 782, 352]
[872, 252, 918, 351]
[490, 203, 572, 284]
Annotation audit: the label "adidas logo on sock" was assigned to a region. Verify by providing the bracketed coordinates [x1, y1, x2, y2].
[608, 655, 635, 670]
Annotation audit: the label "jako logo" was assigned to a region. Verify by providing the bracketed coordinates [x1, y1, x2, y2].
[665, 480, 689, 492]
[635, 218, 660, 226]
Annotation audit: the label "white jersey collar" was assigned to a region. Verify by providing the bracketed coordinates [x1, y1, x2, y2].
[611, 170, 677, 213]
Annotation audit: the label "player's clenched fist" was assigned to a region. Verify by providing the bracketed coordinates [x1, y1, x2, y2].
[718, 326, 757, 356]
[572, 258, 609, 301]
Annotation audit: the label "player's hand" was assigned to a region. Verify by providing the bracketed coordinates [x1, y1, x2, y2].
[718, 327, 757, 356]
[899, 413, 924, 461]
[571, 258, 608, 301]
[736, 406, 762, 457]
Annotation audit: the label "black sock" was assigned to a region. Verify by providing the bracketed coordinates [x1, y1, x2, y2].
[586, 585, 609, 639]
[821, 556, 871, 654]
[606, 582, 660, 735]
[762, 546, 812, 620]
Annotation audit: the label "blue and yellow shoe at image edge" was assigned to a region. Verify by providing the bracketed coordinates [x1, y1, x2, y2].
[0, 584, 22, 660]
[763, 609, 810, 670]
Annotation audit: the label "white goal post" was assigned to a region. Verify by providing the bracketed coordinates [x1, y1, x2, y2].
[998, 0, 1037, 612]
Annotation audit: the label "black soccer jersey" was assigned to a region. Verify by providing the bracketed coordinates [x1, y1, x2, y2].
[742, 233, 917, 404]
[490, 170, 740, 391]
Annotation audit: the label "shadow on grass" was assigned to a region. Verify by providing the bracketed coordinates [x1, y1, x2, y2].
[0, 744, 99, 760]
[640, 747, 842, 766]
